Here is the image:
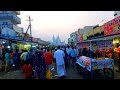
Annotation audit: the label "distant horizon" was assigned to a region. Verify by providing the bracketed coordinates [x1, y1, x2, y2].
[19, 11, 114, 43]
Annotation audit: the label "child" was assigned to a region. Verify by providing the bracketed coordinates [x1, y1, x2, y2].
[22, 61, 33, 79]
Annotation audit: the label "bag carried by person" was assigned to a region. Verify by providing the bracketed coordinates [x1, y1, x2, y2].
[46, 70, 52, 79]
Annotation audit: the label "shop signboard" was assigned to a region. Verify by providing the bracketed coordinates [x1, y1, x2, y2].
[92, 40, 112, 50]
[77, 35, 83, 43]
[92, 59, 114, 70]
[83, 34, 87, 40]
[104, 16, 120, 36]
[93, 26, 102, 35]
[88, 29, 94, 37]
[77, 42, 90, 49]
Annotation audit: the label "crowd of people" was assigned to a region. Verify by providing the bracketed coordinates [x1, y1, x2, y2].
[0, 45, 79, 79]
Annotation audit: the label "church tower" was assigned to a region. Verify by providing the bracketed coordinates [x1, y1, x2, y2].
[52, 34, 56, 45]
[56, 34, 61, 45]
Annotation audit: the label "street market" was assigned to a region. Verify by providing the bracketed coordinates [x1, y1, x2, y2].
[1, 11, 120, 79]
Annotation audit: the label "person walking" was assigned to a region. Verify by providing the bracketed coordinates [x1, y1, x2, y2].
[63, 49, 69, 68]
[22, 61, 33, 79]
[34, 50, 46, 79]
[20, 50, 28, 66]
[44, 48, 54, 71]
[54, 46, 66, 79]
[5, 50, 11, 72]
[70, 46, 77, 68]
[12, 49, 20, 71]
[66, 45, 71, 65]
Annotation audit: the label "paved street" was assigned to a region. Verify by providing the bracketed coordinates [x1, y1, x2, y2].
[0, 63, 82, 79]
[0, 70, 25, 79]
[0, 63, 120, 79]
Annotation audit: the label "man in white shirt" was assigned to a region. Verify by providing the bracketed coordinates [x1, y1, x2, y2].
[20, 50, 28, 65]
[54, 46, 66, 79]
[66, 45, 72, 67]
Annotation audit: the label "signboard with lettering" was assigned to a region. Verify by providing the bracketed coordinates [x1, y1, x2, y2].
[104, 16, 120, 36]
[92, 59, 114, 70]
[92, 40, 112, 50]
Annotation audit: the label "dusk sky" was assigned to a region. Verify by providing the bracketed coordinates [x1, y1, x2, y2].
[19, 11, 114, 43]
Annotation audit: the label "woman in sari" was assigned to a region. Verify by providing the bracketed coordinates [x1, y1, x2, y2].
[34, 50, 46, 79]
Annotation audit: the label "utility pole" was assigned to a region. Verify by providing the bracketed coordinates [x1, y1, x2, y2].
[23, 16, 33, 40]
[28, 16, 33, 38]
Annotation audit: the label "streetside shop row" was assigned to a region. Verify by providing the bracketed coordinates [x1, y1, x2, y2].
[0, 27, 39, 57]
[76, 16, 120, 79]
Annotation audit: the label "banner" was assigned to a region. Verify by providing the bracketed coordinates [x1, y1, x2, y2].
[92, 59, 114, 70]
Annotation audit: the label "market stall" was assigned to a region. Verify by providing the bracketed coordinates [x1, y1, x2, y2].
[76, 56, 114, 79]
[76, 39, 114, 79]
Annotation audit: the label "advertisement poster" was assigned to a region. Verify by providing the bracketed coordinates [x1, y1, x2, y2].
[76, 56, 92, 71]
[92, 59, 114, 70]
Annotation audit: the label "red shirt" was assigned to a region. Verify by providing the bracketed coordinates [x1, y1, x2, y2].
[117, 48, 120, 52]
[44, 51, 53, 65]
[22, 64, 32, 78]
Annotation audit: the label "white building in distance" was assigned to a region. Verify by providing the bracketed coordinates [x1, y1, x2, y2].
[51, 35, 66, 46]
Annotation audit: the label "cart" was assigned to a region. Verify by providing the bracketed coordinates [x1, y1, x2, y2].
[76, 56, 114, 79]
